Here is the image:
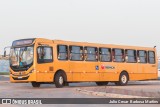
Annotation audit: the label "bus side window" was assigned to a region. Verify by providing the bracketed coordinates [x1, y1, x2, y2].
[37, 46, 53, 63]
[99, 48, 111, 62]
[85, 47, 98, 61]
[37, 47, 45, 59]
[112, 49, 115, 61]
[80, 47, 84, 60]
[57, 45, 68, 60]
[69, 46, 83, 61]
[137, 50, 147, 63]
[137, 51, 140, 62]
[84, 47, 87, 60]
[113, 49, 124, 62]
[148, 51, 155, 64]
[125, 50, 128, 62]
[95, 48, 98, 61]
[125, 49, 137, 63]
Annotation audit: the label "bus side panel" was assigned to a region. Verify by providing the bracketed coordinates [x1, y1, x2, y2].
[69, 61, 84, 81]
[128, 63, 157, 81]
[99, 62, 119, 81]
[36, 63, 55, 82]
[83, 73, 100, 81]
[101, 73, 119, 81]
[54, 61, 71, 81]
[118, 63, 138, 81]
[79, 62, 99, 81]
[71, 73, 100, 82]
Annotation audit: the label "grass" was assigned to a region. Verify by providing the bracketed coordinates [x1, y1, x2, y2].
[0, 72, 9, 75]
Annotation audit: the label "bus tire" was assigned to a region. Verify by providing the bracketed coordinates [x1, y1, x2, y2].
[54, 72, 65, 88]
[116, 72, 129, 86]
[31, 82, 41, 88]
[96, 82, 108, 86]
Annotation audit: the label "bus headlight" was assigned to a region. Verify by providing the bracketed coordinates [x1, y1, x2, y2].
[29, 69, 35, 73]
[10, 70, 12, 74]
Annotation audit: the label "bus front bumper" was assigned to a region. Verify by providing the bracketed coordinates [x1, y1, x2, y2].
[10, 72, 36, 83]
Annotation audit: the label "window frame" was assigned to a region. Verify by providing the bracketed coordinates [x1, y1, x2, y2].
[137, 50, 147, 63]
[84, 46, 98, 62]
[148, 51, 156, 64]
[57, 45, 68, 61]
[69, 45, 84, 61]
[125, 49, 137, 63]
[99, 47, 112, 62]
[37, 46, 53, 64]
[112, 48, 125, 62]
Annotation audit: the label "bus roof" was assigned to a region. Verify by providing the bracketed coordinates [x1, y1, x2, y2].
[17, 38, 154, 51]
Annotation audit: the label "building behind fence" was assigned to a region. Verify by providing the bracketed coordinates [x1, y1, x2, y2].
[0, 60, 9, 72]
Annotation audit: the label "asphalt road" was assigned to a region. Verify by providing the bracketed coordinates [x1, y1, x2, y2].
[0, 76, 160, 107]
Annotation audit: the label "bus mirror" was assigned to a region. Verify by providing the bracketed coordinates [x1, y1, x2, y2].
[4, 46, 11, 58]
[38, 43, 42, 45]
[4, 50, 6, 57]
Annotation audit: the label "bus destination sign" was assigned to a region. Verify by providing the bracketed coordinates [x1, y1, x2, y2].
[12, 39, 35, 47]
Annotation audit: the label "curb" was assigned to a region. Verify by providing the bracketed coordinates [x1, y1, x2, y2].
[0, 75, 9, 77]
[0, 81, 9, 83]
[76, 88, 150, 98]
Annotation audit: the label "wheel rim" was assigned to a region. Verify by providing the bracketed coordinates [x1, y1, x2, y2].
[59, 76, 64, 85]
[121, 75, 127, 83]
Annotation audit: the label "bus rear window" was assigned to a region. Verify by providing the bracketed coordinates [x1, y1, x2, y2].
[148, 51, 155, 64]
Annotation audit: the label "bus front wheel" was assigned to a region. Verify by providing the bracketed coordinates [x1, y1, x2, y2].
[54, 72, 65, 88]
[96, 82, 108, 86]
[31, 82, 41, 88]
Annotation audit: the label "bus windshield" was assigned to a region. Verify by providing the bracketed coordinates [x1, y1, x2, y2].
[10, 46, 34, 69]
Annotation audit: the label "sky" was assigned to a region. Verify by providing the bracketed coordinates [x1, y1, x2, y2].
[0, 0, 160, 55]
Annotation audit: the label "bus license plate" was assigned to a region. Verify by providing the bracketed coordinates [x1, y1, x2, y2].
[18, 77, 22, 79]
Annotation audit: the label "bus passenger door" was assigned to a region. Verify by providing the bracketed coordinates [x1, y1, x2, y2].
[36, 44, 55, 82]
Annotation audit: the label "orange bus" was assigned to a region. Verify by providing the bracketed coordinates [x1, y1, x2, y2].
[7, 38, 158, 88]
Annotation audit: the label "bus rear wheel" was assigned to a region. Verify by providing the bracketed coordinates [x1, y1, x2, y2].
[115, 72, 129, 86]
[96, 82, 108, 86]
[54, 72, 65, 88]
[31, 82, 41, 88]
